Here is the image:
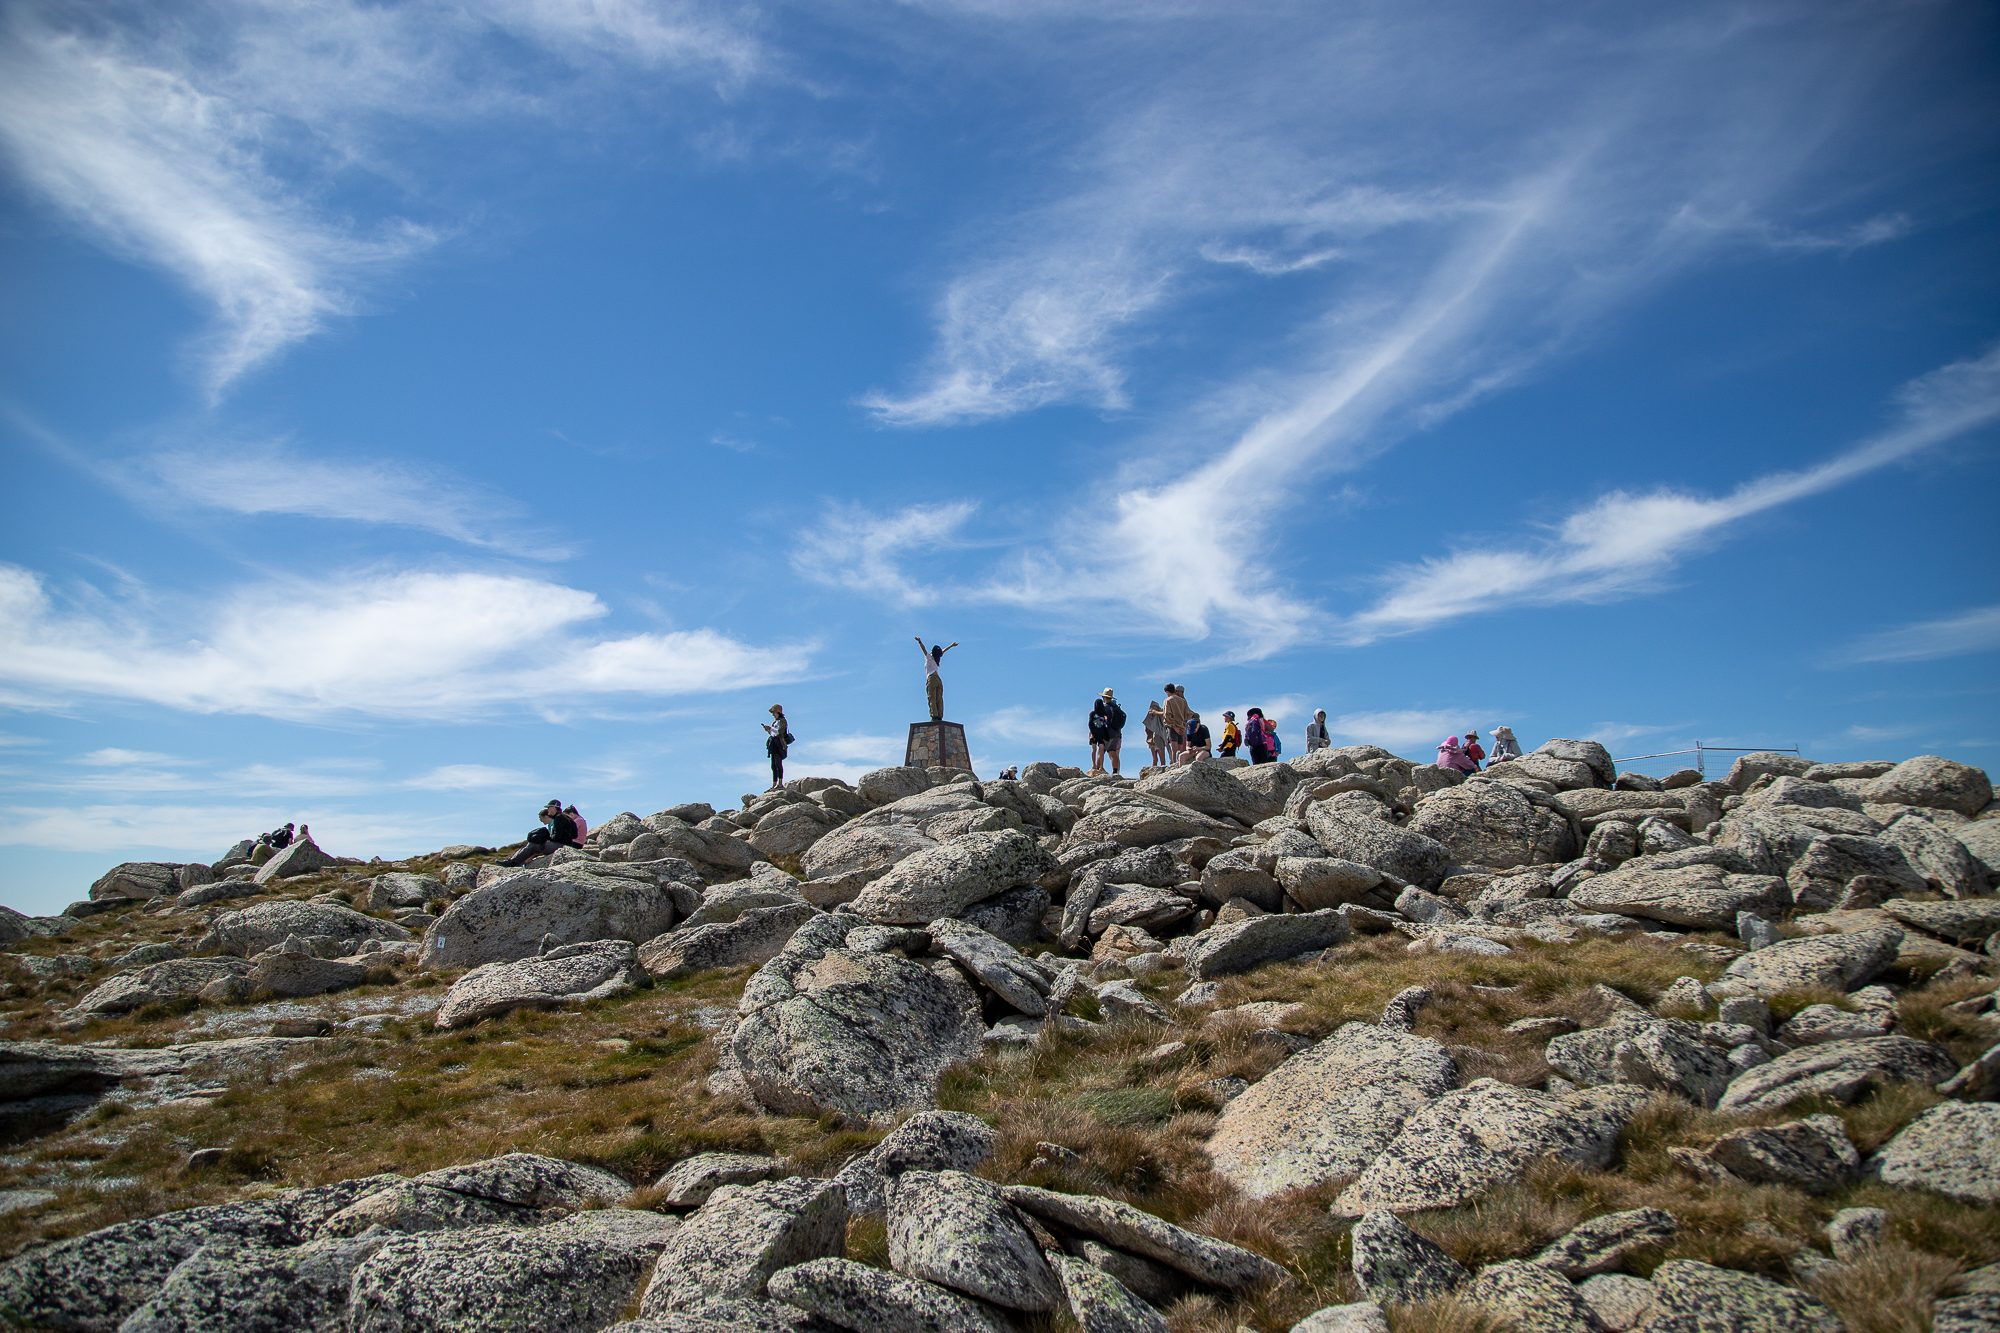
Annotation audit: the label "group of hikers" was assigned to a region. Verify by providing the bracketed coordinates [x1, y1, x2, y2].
[1087, 686, 1307, 775]
[242, 822, 309, 864]
[498, 800, 591, 867]
[1436, 725, 1524, 773]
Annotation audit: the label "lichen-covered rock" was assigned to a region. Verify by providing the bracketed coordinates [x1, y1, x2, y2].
[1716, 1036, 1958, 1114]
[1864, 756, 1993, 816]
[1531, 1209, 1677, 1279]
[320, 1183, 536, 1238]
[1290, 1303, 1391, 1333]
[832, 1110, 999, 1218]
[959, 885, 1050, 947]
[1348, 1211, 1466, 1304]
[252, 839, 340, 884]
[1879, 897, 2000, 943]
[1867, 1102, 2000, 1204]
[1047, 1253, 1170, 1333]
[1272, 857, 1382, 910]
[1305, 806, 1450, 885]
[888, 1170, 1059, 1312]
[246, 951, 371, 999]
[1459, 1259, 1600, 1333]
[1706, 1115, 1858, 1194]
[1566, 864, 1786, 931]
[651, 1154, 787, 1210]
[1207, 1023, 1456, 1198]
[418, 870, 681, 970]
[89, 861, 183, 901]
[639, 904, 820, 982]
[1332, 1081, 1648, 1215]
[435, 939, 648, 1028]
[199, 901, 410, 959]
[119, 1234, 384, 1333]
[1716, 926, 1903, 998]
[641, 1178, 846, 1313]
[1577, 1274, 1656, 1332]
[768, 1257, 1010, 1333]
[71, 957, 254, 1014]
[1135, 763, 1281, 825]
[1001, 1185, 1285, 1291]
[734, 929, 984, 1123]
[1610, 1020, 1735, 1109]
[347, 1210, 678, 1332]
[848, 831, 1058, 924]
[1637, 1259, 1840, 1333]
[1882, 816, 1983, 898]
[1407, 783, 1575, 870]
[1180, 908, 1350, 980]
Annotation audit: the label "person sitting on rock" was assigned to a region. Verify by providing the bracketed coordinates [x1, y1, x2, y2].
[268, 822, 295, 850]
[1488, 725, 1524, 764]
[1182, 712, 1212, 762]
[1305, 710, 1330, 752]
[1437, 735, 1479, 774]
[1461, 730, 1486, 770]
[499, 801, 581, 866]
[562, 805, 586, 841]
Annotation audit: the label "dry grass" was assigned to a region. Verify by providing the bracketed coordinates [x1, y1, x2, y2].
[1385, 1295, 1518, 1333]
[1804, 1243, 1962, 1333]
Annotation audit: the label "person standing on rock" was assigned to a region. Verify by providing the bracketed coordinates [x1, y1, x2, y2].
[1162, 684, 1192, 763]
[762, 705, 793, 790]
[1143, 700, 1169, 767]
[915, 637, 957, 721]
[499, 801, 581, 866]
[1218, 711, 1240, 758]
[1090, 688, 1125, 775]
[1305, 709, 1330, 752]
[1244, 707, 1273, 764]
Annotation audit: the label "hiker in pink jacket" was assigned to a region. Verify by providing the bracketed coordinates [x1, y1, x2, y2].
[1437, 735, 1479, 774]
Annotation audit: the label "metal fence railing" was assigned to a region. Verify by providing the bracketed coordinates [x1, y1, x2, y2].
[1613, 743, 1800, 779]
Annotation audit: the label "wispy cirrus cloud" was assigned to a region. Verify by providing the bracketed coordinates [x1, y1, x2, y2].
[0, 562, 812, 721]
[1833, 604, 2000, 665]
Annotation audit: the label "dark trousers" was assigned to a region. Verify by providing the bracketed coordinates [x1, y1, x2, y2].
[770, 753, 785, 787]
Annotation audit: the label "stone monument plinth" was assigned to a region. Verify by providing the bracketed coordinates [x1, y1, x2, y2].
[906, 721, 972, 773]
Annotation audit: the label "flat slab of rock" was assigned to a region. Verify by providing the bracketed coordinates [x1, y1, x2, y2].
[1566, 865, 1786, 931]
[1577, 1274, 1656, 1332]
[1181, 908, 1350, 980]
[768, 1256, 1010, 1333]
[1000, 1186, 1284, 1291]
[121, 1233, 380, 1333]
[419, 870, 681, 970]
[1531, 1208, 1677, 1277]
[1207, 1023, 1456, 1198]
[0, 1035, 328, 1102]
[248, 951, 372, 998]
[349, 1210, 679, 1333]
[849, 831, 1058, 924]
[1715, 925, 1904, 997]
[1136, 763, 1280, 824]
[1716, 1036, 1958, 1114]
[1305, 806, 1450, 885]
[889, 1170, 1059, 1311]
[1867, 1102, 2000, 1204]
[71, 957, 254, 1014]
[1332, 1081, 1648, 1216]
[1879, 897, 2000, 942]
[1707, 1115, 1858, 1194]
[1048, 1252, 1170, 1333]
[1349, 1211, 1466, 1304]
[640, 904, 821, 982]
[1291, 1303, 1390, 1333]
[1637, 1259, 1839, 1333]
[436, 939, 648, 1028]
[832, 1110, 998, 1218]
[927, 917, 1054, 1015]
[252, 838, 340, 884]
[641, 1178, 847, 1313]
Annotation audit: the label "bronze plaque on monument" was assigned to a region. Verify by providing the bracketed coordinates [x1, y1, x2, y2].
[906, 720, 972, 773]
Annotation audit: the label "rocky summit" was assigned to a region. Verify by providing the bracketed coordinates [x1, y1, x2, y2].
[1, 744, 1996, 1333]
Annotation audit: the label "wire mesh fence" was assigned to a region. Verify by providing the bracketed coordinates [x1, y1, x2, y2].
[1612, 743, 1800, 779]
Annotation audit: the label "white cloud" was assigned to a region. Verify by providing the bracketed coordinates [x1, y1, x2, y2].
[404, 764, 539, 791]
[73, 748, 188, 767]
[0, 801, 469, 858]
[1836, 604, 2000, 665]
[1324, 708, 1497, 754]
[0, 563, 813, 721]
[793, 502, 979, 607]
[1842, 723, 1921, 742]
[1582, 722, 1683, 753]
[1345, 346, 2000, 641]
[135, 444, 570, 558]
[982, 705, 1083, 748]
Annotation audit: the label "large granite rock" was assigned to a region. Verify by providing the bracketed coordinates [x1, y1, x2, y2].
[654, 1153, 788, 1209]
[639, 904, 820, 982]
[1637, 1260, 1839, 1333]
[1332, 1081, 1648, 1215]
[89, 862, 182, 901]
[1864, 756, 1993, 816]
[1706, 1115, 1859, 1193]
[1274, 857, 1382, 910]
[71, 957, 254, 1014]
[641, 1177, 847, 1313]
[848, 831, 1057, 925]
[680, 880, 808, 930]
[348, 1210, 679, 1332]
[1048, 1252, 1170, 1333]
[1867, 1102, 2000, 1204]
[1955, 819, 2000, 883]
[1883, 816, 1984, 898]
[199, 901, 410, 958]
[1135, 763, 1280, 825]
[1715, 926, 1903, 998]
[418, 870, 680, 970]
[1566, 865, 1787, 931]
[768, 1257, 1010, 1333]
[1879, 897, 2000, 943]
[1306, 806, 1450, 885]
[1207, 1023, 1456, 1198]
[1407, 783, 1575, 870]
[832, 1110, 999, 1219]
[1716, 1036, 1958, 1114]
[888, 1170, 1059, 1312]
[1458, 1259, 1601, 1333]
[1066, 792, 1238, 849]
[247, 951, 371, 999]
[1530, 1208, 1678, 1278]
[1180, 908, 1350, 980]
[1000, 1186, 1285, 1291]
[1784, 834, 1927, 909]
[252, 839, 340, 884]
[1349, 1211, 1466, 1304]
[926, 918, 1055, 1016]
[435, 939, 648, 1028]
[120, 1234, 380, 1333]
[734, 918, 984, 1123]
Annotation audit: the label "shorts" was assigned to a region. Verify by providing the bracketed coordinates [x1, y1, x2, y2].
[1104, 730, 1122, 752]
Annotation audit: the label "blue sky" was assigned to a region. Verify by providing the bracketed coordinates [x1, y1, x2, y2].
[3, 0, 1998, 915]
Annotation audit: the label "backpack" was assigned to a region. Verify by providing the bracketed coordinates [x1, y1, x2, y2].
[1108, 703, 1126, 730]
[1270, 728, 1282, 756]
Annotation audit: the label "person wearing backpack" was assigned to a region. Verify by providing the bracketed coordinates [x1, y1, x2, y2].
[1244, 707, 1273, 764]
[763, 705, 794, 790]
[1090, 688, 1126, 775]
[1218, 711, 1241, 758]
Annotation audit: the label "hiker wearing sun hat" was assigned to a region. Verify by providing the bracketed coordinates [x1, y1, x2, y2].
[1088, 688, 1126, 775]
[1462, 729, 1486, 770]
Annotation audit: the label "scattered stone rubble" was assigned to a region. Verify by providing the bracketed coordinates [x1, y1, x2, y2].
[2, 744, 1996, 1330]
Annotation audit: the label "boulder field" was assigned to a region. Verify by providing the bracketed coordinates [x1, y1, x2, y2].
[2, 743, 1997, 1332]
